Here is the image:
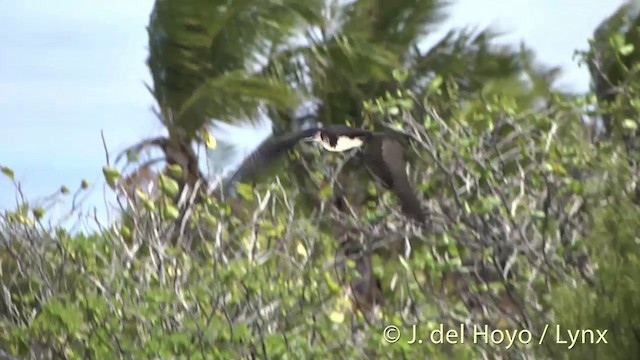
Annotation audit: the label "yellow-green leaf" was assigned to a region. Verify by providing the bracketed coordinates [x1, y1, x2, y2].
[325, 272, 342, 293]
[1, 166, 14, 180]
[329, 311, 345, 324]
[296, 242, 308, 258]
[15, 214, 34, 227]
[167, 164, 183, 178]
[158, 174, 180, 197]
[236, 183, 254, 201]
[135, 189, 150, 202]
[391, 68, 408, 83]
[203, 212, 217, 228]
[398, 98, 413, 110]
[619, 44, 635, 56]
[551, 163, 567, 176]
[32, 207, 45, 220]
[143, 200, 156, 211]
[135, 189, 156, 211]
[319, 185, 332, 200]
[428, 75, 443, 93]
[102, 166, 121, 189]
[201, 128, 217, 149]
[163, 204, 180, 221]
[622, 119, 638, 130]
[120, 225, 131, 239]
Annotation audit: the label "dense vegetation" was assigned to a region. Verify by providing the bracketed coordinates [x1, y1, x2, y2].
[2, 1, 640, 359]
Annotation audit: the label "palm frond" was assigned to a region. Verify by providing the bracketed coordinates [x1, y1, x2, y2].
[147, 0, 324, 133]
[175, 70, 302, 129]
[410, 27, 523, 94]
[341, 0, 448, 54]
[259, 0, 450, 127]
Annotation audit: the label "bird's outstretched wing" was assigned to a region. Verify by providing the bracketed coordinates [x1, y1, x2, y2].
[325, 124, 374, 138]
[226, 128, 318, 185]
[366, 135, 427, 223]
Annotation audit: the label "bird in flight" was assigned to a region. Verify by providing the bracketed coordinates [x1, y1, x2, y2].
[225, 124, 427, 223]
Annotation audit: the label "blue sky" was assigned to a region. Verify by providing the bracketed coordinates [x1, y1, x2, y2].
[0, 0, 626, 228]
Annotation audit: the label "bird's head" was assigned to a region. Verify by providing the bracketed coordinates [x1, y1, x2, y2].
[304, 128, 363, 152]
[303, 130, 325, 144]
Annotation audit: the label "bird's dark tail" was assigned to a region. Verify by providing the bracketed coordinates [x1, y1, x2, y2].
[392, 181, 428, 224]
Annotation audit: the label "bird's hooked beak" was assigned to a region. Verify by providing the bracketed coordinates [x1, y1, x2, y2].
[303, 131, 321, 143]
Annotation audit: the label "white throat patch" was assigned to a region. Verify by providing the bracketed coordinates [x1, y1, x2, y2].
[320, 136, 364, 152]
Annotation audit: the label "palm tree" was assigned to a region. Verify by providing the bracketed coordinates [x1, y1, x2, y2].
[119, 0, 324, 195]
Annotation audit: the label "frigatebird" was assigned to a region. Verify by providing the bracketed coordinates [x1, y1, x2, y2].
[226, 124, 427, 223]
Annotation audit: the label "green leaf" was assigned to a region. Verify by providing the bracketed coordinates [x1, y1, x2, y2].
[619, 44, 634, 56]
[32, 207, 45, 220]
[17, 214, 34, 227]
[201, 128, 217, 149]
[398, 98, 414, 110]
[325, 272, 342, 293]
[0, 166, 14, 180]
[328, 311, 345, 324]
[163, 204, 180, 221]
[449, 257, 462, 267]
[176, 71, 299, 124]
[158, 174, 180, 197]
[442, 233, 450, 245]
[136, 189, 156, 211]
[622, 119, 638, 130]
[120, 225, 132, 239]
[551, 163, 567, 175]
[345, 259, 356, 269]
[135, 189, 150, 202]
[424, 115, 437, 130]
[167, 164, 184, 178]
[448, 242, 459, 258]
[319, 185, 333, 200]
[392, 68, 409, 83]
[102, 166, 121, 189]
[296, 242, 308, 258]
[428, 75, 443, 93]
[236, 183, 254, 201]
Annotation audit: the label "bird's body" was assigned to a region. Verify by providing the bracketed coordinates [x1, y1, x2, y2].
[319, 135, 365, 152]
[310, 125, 371, 152]
[227, 124, 426, 223]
